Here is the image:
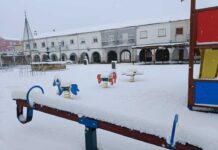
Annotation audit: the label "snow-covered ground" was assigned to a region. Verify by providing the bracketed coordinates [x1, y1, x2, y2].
[1, 64, 218, 150]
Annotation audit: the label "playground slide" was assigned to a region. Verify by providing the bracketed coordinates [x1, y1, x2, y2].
[199, 49, 218, 79]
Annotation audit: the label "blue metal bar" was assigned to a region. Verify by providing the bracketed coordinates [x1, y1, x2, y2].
[79, 117, 98, 128]
[169, 114, 179, 148]
[78, 117, 98, 150]
[26, 85, 44, 107]
[17, 85, 44, 124]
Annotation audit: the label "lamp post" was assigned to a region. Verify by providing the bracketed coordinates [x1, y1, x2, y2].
[46, 47, 50, 61]
[59, 42, 62, 61]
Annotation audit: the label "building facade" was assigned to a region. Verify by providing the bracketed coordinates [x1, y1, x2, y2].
[135, 19, 191, 63]
[101, 26, 136, 63]
[23, 19, 194, 64]
[0, 37, 22, 53]
[0, 37, 24, 66]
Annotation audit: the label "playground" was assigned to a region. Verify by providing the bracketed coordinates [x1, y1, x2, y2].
[0, 63, 217, 150]
[0, 1, 218, 150]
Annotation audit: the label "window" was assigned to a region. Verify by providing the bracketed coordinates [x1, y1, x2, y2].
[176, 27, 183, 35]
[158, 28, 166, 37]
[70, 40, 74, 44]
[108, 35, 114, 42]
[61, 41, 64, 47]
[81, 39, 85, 44]
[51, 42, 54, 47]
[140, 31, 148, 39]
[93, 38, 98, 43]
[41, 42, 46, 48]
[25, 44, 30, 49]
[33, 43, 37, 49]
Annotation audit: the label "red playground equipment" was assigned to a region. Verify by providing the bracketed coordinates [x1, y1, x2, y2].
[97, 72, 117, 88]
[188, 0, 218, 113]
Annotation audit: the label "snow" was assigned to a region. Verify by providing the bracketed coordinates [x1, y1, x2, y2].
[34, 18, 188, 39]
[1, 64, 218, 150]
[32, 61, 71, 65]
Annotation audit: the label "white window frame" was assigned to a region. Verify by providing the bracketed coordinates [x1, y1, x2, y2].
[41, 42, 46, 48]
[93, 37, 98, 43]
[33, 43, 37, 49]
[81, 39, 86, 44]
[140, 31, 148, 39]
[108, 35, 114, 42]
[158, 28, 166, 37]
[51, 42, 55, 47]
[70, 40, 74, 44]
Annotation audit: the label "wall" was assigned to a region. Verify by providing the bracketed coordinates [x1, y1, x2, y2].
[136, 22, 171, 46]
[170, 19, 190, 43]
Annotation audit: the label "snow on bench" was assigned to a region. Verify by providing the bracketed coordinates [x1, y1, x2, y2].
[12, 90, 218, 150]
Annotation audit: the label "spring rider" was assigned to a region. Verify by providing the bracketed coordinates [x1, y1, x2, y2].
[122, 68, 143, 82]
[97, 72, 117, 88]
[53, 77, 79, 98]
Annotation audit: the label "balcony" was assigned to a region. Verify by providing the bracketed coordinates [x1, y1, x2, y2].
[102, 39, 135, 47]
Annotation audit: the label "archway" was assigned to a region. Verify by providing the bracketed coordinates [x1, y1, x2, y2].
[33, 55, 40, 62]
[139, 49, 152, 62]
[172, 48, 189, 62]
[139, 49, 145, 62]
[145, 49, 152, 62]
[107, 51, 117, 63]
[51, 54, 58, 61]
[155, 48, 170, 62]
[42, 54, 47, 62]
[120, 50, 131, 63]
[70, 53, 77, 62]
[80, 52, 89, 63]
[92, 52, 101, 63]
[61, 53, 68, 61]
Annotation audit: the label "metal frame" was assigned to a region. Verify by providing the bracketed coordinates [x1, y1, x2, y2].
[15, 99, 201, 150]
[188, 0, 218, 112]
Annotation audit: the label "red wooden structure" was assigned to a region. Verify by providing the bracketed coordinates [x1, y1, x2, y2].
[188, 0, 218, 112]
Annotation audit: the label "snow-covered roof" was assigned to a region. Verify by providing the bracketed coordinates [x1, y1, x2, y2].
[2, 37, 21, 41]
[34, 18, 189, 40]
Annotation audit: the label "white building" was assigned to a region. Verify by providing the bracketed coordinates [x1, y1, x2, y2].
[23, 19, 194, 64]
[134, 19, 190, 63]
[27, 30, 103, 63]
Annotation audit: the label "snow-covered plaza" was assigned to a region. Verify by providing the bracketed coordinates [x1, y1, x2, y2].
[0, 63, 218, 150]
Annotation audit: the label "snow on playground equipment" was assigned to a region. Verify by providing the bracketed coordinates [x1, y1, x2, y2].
[17, 85, 44, 124]
[11, 1, 211, 150]
[53, 76, 79, 98]
[188, 1, 218, 113]
[13, 88, 201, 150]
[122, 68, 143, 82]
[97, 72, 117, 88]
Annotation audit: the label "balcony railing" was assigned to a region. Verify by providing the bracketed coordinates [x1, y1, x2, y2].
[102, 39, 135, 46]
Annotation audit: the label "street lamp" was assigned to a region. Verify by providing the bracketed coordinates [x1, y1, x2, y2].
[46, 47, 50, 61]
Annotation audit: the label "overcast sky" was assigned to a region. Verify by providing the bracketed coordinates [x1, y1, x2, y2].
[1, 0, 218, 39]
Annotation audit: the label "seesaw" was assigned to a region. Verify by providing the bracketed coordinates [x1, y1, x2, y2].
[12, 85, 202, 150]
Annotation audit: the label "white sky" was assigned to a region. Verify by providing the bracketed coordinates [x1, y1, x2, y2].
[1, 0, 218, 39]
